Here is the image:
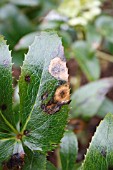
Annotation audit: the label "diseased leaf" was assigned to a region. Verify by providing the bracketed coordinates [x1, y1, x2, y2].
[19, 32, 70, 152]
[46, 161, 57, 170]
[72, 41, 100, 81]
[23, 148, 46, 170]
[60, 131, 78, 170]
[70, 78, 113, 118]
[82, 113, 113, 170]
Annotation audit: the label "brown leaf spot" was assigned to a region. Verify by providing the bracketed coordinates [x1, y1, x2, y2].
[54, 83, 70, 103]
[49, 57, 68, 81]
[41, 83, 70, 114]
[41, 102, 61, 114]
[25, 75, 30, 83]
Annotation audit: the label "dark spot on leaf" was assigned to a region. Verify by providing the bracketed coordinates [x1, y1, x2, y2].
[60, 90, 66, 98]
[3, 59, 9, 67]
[58, 80, 66, 86]
[41, 92, 48, 100]
[3, 153, 24, 170]
[41, 104, 45, 110]
[101, 148, 107, 157]
[25, 75, 30, 83]
[0, 104, 7, 111]
[41, 100, 71, 115]
[41, 102, 61, 114]
[24, 130, 30, 136]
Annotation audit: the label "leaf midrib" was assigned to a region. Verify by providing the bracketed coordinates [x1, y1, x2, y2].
[0, 111, 18, 134]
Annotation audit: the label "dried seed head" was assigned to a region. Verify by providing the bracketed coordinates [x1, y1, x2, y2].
[54, 83, 70, 103]
[49, 57, 68, 81]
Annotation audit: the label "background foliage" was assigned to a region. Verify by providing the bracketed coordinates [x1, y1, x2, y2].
[0, 0, 113, 169]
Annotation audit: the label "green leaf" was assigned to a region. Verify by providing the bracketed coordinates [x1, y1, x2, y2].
[0, 4, 33, 49]
[46, 161, 57, 170]
[60, 131, 78, 170]
[58, 31, 72, 49]
[15, 31, 72, 51]
[23, 148, 46, 170]
[0, 36, 23, 167]
[19, 32, 70, 152]
[0, 36, 17, 132]
[72, 41, 100, 81]
[82, 113, 113, 170]
[10, 0, 39, 6]
[95, 15, 113, 43]
[70, 78, 113, 118]
[86, 24, 102, 50]
[15, 32, 39, 51]
[97, 98, 113, 118]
